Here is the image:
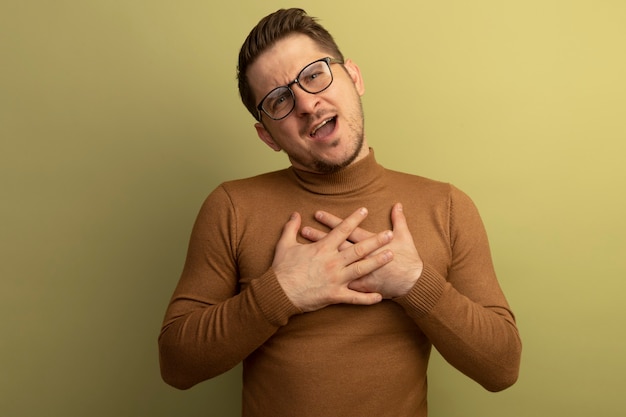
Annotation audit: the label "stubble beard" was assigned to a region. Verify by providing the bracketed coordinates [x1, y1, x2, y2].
[310, 134, 364, 174]
[308, 100, 366, 174]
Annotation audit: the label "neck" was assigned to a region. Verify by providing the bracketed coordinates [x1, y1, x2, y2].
[289, 148, 383, 196]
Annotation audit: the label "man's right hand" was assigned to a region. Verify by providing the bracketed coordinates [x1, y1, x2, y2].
[272, 207, 394, 312]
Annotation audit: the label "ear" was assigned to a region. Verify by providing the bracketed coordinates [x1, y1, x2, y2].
[255, 122, 282, 151]
[342, 59, 365, 96]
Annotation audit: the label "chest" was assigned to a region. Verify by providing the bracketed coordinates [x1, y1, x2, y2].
[234, 191, 452, 288]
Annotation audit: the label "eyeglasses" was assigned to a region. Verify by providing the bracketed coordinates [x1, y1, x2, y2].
[257, 57, 343, 121]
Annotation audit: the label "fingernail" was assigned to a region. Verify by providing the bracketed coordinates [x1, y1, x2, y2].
[359, 207, 368, 215]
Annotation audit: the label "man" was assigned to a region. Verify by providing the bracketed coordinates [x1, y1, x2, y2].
[159, 8, 521, 417]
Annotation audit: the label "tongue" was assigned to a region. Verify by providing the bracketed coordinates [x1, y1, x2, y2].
[312, 118, 336, 140]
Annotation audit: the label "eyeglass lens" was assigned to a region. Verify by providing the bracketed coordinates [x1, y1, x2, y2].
[261, 59, 333, 120]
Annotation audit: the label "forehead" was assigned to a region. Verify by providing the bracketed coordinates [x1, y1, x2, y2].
[247, 34, 329, 102]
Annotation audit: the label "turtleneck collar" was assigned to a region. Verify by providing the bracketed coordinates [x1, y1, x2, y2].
[288, 148, 385, 196]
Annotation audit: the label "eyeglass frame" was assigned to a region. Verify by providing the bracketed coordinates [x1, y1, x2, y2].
[256, 57, 344, 121]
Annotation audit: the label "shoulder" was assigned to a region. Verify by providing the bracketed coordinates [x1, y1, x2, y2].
[381, 167, 479, 213]
[382, 168, 457, 197]
[215, 168, 293, 196]
[197, 169, 294, 213]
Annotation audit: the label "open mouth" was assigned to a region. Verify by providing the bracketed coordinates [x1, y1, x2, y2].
[309, 116, 337, 140]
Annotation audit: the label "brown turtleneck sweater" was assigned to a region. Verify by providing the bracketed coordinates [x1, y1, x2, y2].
[158, 150, 521, 417]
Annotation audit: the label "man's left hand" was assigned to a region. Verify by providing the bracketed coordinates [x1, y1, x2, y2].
[302, 202, 424, 299]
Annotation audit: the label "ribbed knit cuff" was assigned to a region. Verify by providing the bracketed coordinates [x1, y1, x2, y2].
[394, 264, 446, 319]
[250, 269, 302, 327]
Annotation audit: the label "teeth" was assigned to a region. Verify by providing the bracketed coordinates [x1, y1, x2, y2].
[311, 118, 333, 136]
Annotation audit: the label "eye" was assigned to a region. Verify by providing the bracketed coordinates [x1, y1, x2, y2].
[266, 88, 292, 112]
[300, 61, 329, 89]
[302, 68, 324, 84]
[304, 70, 322, 82]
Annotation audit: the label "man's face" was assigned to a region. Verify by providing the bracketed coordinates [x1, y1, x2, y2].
[248, 33, 368, 174]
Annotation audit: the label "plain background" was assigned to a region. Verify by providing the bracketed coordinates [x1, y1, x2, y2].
[2, 0, 625, 416]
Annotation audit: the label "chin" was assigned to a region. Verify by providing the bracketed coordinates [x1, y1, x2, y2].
[312, 140, 365, 173]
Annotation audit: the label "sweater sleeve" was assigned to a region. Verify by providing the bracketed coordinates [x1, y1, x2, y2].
[158, 185, 301, 390]
[394, 185, 521, 392]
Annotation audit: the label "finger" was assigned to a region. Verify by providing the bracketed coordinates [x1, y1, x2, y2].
[348, 276, 375, 293]
[302, 227, 358, 252]
[275, 212, 301, 250]
[337, 240, 353, 251]
[343, 249, 393, 283]
[300, 225, 327, 242]
[342, 230, 393, 265]
[334, 288, 383, 306]
[315, 210, 375, 242]
[322, 207, 369, 247]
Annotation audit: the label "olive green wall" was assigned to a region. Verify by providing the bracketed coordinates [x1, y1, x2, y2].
[2, 1, 625, 416]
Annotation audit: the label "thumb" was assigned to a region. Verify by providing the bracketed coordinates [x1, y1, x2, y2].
[391, 203, 409, 235]
[276, 212, 302, 250]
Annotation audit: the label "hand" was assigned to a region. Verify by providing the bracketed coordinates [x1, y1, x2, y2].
[273, 208, 394, 312]
[301, 203, 423, 299]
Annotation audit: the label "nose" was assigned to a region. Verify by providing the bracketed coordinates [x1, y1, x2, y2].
[292, 85, 320, 117]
